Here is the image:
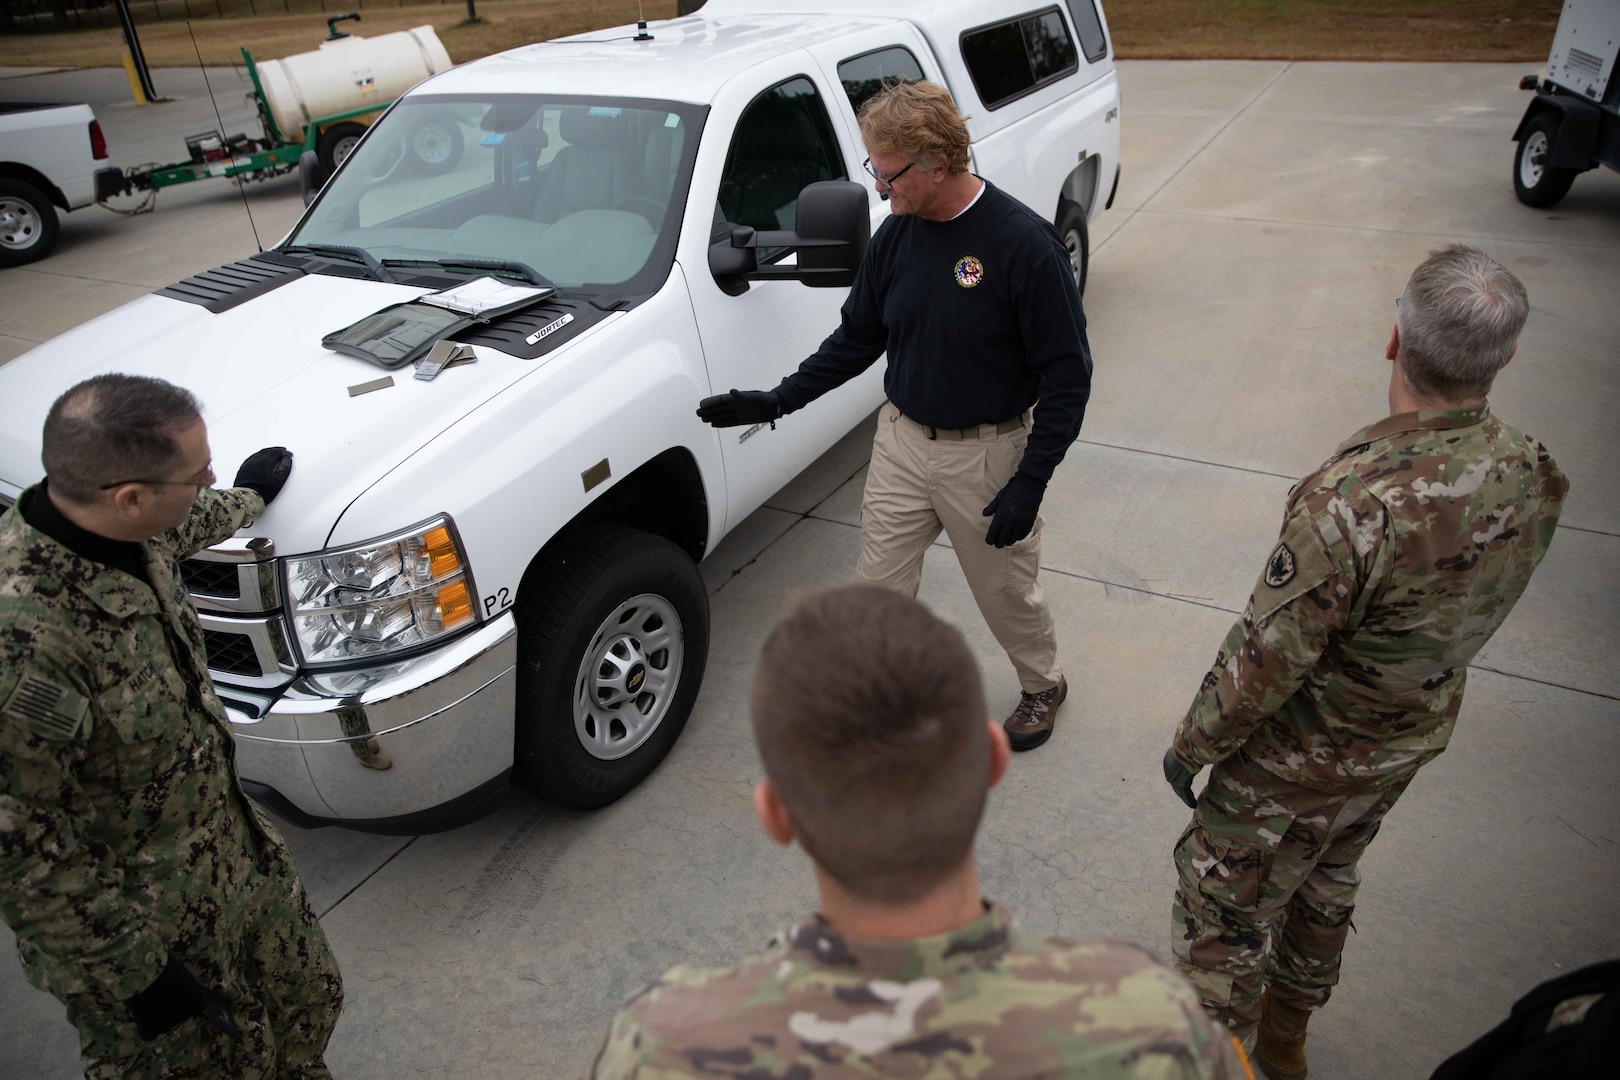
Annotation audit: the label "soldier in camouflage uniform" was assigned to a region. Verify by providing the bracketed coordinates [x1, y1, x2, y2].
[0, 375, 342, 1078]
[590, 584, 1249, 1078]
[1162, 246, 1569, 1079]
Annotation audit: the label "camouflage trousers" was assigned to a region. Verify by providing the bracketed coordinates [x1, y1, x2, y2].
[1170, 751, 1415, 1037]
[64, 842, 343, 1079]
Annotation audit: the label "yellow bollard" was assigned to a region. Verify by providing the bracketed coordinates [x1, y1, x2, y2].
[122, 47, 148, 107]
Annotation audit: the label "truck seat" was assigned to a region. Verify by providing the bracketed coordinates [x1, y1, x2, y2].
[532, 107, 636, 223]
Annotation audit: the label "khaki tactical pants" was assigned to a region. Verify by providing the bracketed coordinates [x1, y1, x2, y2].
[858, 402, 1061, 694]
[67, 834, 343, 1079]
[1171, 751, 1415, 1037]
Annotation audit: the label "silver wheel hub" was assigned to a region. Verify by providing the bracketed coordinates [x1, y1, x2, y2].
[333, 136, 361, 167]
[414, 125, 453, 164]
[574, 594, 684, 761]
[1064, 228, 1084, 283]
[1520, 130, 1549, 188]
[0, 197, 41, 250]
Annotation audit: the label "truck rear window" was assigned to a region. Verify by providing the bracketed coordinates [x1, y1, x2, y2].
[961, 7, 1080, 110]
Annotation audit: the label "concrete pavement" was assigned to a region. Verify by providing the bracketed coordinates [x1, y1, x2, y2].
[3, 60, 1618, 1078]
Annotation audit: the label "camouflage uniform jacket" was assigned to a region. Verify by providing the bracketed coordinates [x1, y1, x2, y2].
[1173, 403, 1568, 792]
[0, 486, 287, 1005]
[587, 902, 1249, 1078]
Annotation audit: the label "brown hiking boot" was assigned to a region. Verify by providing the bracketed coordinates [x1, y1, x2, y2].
[1253, 989, 1310, 1080]
[357, 738, 393, 771]
[1003, 677, 1067, 751]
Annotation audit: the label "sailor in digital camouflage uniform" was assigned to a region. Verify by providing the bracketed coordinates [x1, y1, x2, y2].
[0, 374, 342, 1078]
[590, 584, 1248, 1079]
[1161, 246, 1568, 1079]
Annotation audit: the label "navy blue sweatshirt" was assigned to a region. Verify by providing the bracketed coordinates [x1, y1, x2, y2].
[772, 179, 1092, 483]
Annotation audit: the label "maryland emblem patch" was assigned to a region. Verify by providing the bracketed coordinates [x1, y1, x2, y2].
[1264, 543, 1297, 588]
[954, 256, 984, 288]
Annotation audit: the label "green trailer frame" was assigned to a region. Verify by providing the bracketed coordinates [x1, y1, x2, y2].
[132, 47, 392, 191]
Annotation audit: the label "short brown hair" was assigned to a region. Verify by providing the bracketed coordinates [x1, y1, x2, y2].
[858, 80, 972, 174]
[751, 585, 988, 903]
[42, 374, 202, 503]
[1397, 244, 1529, 402]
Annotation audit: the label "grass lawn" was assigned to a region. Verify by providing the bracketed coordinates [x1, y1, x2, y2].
[0, 0, 1563, 70]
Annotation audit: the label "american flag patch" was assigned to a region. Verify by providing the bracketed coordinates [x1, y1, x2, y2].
[3, 675, 89, 740]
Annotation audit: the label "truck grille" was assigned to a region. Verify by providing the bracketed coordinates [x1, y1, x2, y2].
[203, 628, 264, 677]
[180, 558, 241, 599]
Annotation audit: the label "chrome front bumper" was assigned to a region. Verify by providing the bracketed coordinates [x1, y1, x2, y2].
[226, 615, 517, 827]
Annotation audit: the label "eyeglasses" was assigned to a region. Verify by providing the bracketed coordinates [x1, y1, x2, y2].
[862, 156, 915, 189]
[100, 463, 216, 492]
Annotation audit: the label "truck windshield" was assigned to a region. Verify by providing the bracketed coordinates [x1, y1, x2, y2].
[290, 95, 702, 292]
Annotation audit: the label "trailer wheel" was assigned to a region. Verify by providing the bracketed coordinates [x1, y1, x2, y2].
[317, 122, 367, 177]
[408, 111, 464, 176]
[1514, 112, 1577, 208]
[1057, 199, 1089, 296]
[513, 525, 709, 809]
[0, 179, 60, 267]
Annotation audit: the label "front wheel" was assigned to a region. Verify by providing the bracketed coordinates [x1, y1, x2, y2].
[0, 179, 61, 267]
[1057, 200, 1089, 296]
[514, 525, 709, 809]
[1514, 112, 1577, 208]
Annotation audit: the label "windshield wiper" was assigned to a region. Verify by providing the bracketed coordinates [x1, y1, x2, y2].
[385, 256, 557, 292]
[282, 244, 394, 283]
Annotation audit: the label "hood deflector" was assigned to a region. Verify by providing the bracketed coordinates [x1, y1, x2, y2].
[154, 253, 308, 314]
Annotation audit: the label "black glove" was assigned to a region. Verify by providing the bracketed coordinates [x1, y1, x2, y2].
[126, 956, 241, 1041]
[234, 446, 293, 505]
[696, 389, 782, 428]
[1163, 748, 1199, 809]
[981, 472, 1046, 548]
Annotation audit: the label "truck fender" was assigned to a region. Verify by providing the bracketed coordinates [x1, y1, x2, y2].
[0, 162, 69, 211]
[1513, 93, 1603, 171]
[1058, 155, 1102, 222]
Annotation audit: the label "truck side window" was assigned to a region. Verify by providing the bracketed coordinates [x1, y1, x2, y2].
[1063, 0, 1109, 63]
[719, 76, 848, 238]
[837, 47, 926, 117]
[961, 6, 1080, 110]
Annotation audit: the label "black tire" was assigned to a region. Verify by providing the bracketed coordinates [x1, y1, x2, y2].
[1057, 199, 1089, 296]
[316, 122, 367, 177]
[1513, 111, 1577, 209]
[514, 525, 709, 809]
[407, 110, 464, 176]
[0, 178, 61, 268]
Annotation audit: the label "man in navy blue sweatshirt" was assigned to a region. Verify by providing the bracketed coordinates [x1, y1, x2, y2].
[698, 81, 1093, 751]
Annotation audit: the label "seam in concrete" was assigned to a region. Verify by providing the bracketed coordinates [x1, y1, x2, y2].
[1074, 438, 1299, 480]
[1131, 207, 1620, 250]
[1094, 61, 1295, 257]
[317, 836, 418, 920]
[796, 512, 1616, 703]
[13, 266, 159, 290]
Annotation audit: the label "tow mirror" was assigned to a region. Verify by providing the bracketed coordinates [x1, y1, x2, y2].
[708, 180, 870, 291]
[299, 150, 328, 206]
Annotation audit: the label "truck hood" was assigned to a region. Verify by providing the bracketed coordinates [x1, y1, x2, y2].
[0, 274, 609, 554]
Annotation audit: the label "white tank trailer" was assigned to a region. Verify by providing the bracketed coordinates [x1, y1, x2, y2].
[256, 25, 453, 146]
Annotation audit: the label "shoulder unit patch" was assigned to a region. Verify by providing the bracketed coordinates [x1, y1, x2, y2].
[1264, 542, 1297, 588]
[3, 674, 89, 741]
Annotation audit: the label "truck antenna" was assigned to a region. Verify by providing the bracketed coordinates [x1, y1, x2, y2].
[188, 21, 263, 252]
[635, 2, 653, 41]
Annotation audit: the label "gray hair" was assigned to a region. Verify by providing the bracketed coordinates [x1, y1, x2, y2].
[1396, 244, 1529, 401]
[42, 374, 203, 503]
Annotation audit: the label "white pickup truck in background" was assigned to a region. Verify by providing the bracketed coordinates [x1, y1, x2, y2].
[0, 101, 110, 266]
[0, 0, 1121, 831]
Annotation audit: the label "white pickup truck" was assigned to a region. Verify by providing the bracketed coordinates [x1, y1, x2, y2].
[0, 100, 111, 266]
[0, 0, 1120, 830]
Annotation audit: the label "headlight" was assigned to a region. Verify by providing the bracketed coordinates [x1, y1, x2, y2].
[284, 516, 480, 667]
